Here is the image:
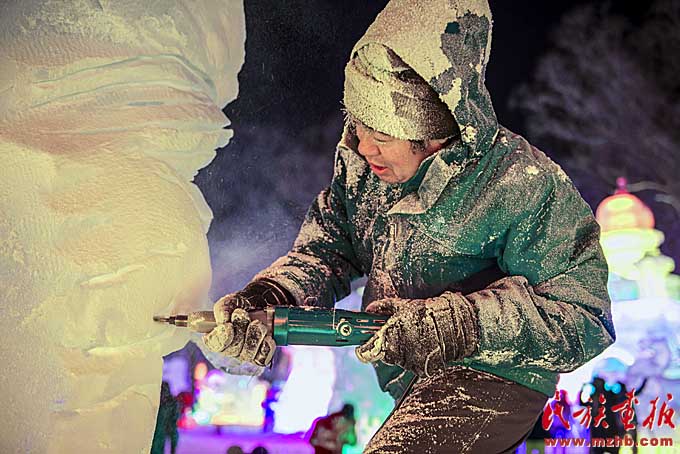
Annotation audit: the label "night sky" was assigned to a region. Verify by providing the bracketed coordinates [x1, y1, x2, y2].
[224, 1, 646, 137]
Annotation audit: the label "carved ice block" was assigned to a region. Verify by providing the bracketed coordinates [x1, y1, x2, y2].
[0, 1, 245, 451]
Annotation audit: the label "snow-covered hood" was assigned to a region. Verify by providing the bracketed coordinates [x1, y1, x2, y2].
[345, 0, 498, 161]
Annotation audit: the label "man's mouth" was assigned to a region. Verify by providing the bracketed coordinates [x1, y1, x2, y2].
[369, 162, 388, 174]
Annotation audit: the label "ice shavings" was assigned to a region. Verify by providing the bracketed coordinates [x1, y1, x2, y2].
[525, 164, 540, 175]
[364, 367, 532, 453]
[461, 124, 477, 144]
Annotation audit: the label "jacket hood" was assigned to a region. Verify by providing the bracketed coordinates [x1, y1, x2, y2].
[345, 0, 498, 161]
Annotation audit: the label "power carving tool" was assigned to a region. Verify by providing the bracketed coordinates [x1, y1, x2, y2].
[153, 306, 388, 346]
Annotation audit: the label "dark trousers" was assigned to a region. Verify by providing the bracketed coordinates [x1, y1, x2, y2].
[364, 366, 548, 454]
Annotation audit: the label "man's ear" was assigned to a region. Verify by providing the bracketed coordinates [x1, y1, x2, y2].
[426, 137, 451, 153]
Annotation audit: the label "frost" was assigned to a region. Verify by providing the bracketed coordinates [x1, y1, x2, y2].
[344, 153, 366, 192]
[461, 124, 478, 143]
[525, 165, 540, 176]
[364, 367, 539, 453]
[554, 164, 570, 182]
[388, 193, 426, 215]
[292, 215, 331, 247]
[443, 76, 464, 111]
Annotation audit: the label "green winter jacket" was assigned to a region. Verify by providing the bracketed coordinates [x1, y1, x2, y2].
[256, 0, 615, 399]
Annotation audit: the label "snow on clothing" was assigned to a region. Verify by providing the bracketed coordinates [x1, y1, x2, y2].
[362, 366, 548, 453]
[256, 0, 615, 402]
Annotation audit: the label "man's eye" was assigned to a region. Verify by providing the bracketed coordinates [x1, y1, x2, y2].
[355, 124, 370, 135]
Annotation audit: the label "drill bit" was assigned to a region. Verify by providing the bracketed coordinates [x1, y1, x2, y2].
[153, 312, 217, 332]
[153, 314, 190, 327]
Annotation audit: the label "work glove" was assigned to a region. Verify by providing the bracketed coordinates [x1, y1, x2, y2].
[355, 292, 479, 377]
[203, 278, 293, 367]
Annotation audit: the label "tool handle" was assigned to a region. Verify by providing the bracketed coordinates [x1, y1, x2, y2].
[273, 307, 387, 346]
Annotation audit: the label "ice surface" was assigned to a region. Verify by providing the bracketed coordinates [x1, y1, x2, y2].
[0, 1, 244, 452]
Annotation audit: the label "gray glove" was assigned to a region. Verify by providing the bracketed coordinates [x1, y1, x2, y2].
[203, 279, 293, 367]
[355, 292, 479, 377]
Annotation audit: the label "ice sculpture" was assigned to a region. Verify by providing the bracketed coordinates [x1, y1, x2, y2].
[0, 1, 244, 452]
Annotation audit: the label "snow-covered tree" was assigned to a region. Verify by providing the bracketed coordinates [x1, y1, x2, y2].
[512, 0, 680, 261]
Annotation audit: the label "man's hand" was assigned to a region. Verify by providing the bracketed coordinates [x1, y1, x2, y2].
[203, 293, 276, 367]
[355, 293, 479, 377]
[202, 279, 294, 367]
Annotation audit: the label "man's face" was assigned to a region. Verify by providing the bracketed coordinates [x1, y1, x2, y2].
[355, 122, 437, 184]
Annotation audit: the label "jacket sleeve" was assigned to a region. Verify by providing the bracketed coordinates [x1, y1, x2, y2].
[253, 149, 364, 307]
[463, 171, 616, 373]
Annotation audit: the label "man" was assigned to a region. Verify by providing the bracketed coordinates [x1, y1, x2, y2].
[204, 0, 615, 451]
[309, 404, 358, 454]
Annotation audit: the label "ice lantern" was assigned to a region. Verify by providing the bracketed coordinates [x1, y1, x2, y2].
[596, 177, 674, 299]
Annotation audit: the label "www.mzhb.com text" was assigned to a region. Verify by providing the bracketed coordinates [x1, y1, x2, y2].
[544, 436, 673, 448]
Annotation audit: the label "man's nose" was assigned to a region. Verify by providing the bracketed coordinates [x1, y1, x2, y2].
[357, 137, 380, 157]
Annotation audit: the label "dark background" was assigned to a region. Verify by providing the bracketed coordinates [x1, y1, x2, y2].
[224, 0, 648, 134]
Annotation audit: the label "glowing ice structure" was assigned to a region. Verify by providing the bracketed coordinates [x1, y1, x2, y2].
[0, 2, 244, 452]
[186, 348, 337, 433]
[557, 179, 680, 450]
[192, 364, 268, 427]
[273, 346, 337, 434]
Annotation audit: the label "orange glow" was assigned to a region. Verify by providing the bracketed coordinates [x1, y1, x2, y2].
[596, 192, 654, 232]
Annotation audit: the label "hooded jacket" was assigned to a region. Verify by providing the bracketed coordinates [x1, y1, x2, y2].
[255, 0, 615, 398]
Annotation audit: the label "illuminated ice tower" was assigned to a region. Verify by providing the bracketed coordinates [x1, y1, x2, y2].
[593, 178, 680, 450]
[558, 178, 680, 440]
[593, 177, 680, 375]
[597, 177, 680, 301]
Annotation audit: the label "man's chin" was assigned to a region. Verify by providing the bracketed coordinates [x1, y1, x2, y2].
[376, 171, 410, 184]
[376, 174, 400, 184]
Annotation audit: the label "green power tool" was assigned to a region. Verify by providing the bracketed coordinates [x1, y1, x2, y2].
[153, 306, 388, 346]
